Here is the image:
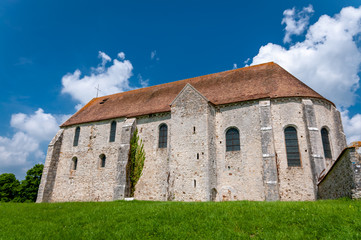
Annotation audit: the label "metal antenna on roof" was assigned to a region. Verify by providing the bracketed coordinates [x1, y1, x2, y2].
[95, 84, 102, 98]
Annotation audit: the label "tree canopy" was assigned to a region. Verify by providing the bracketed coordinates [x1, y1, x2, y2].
[0, 164, 43, 202]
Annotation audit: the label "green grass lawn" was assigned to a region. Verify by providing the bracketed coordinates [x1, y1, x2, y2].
[0, 199, 361, 239]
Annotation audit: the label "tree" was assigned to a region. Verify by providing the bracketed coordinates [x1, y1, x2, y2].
[128, 128, 146, 197]
[0, 173, 20, 202]
[17, 164, 44, 202]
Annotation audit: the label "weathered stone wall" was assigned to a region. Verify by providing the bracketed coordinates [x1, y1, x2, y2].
[215, 101, 265, 201]
[36, 129, 64, 203]
[113, 118, 136, 200]
[39, 92, 348, 202]
[353, 151, 361, 199]
[313, 100, 347, 169]
[169, 84, 213, 201]
[271, 98, 316, 201]
[318, 147, 361, 199]
[133, 113, 171, 201]
[50, 118, 125, 202]
[259, 100, 279, 201]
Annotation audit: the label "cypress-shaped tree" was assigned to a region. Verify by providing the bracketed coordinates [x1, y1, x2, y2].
[129, 128, 146, 197]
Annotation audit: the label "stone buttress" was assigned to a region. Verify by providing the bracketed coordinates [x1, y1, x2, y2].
[302, 99, 326, 193]
[169, 84, 217, 201]
[259, 100, 280, 201]
[36, 129, 64, 203]
[113, 118, 136, 200]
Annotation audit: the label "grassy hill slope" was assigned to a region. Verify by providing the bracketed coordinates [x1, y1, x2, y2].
[0, 199, 361, 239]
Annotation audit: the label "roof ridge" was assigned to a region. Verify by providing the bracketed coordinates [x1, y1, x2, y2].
[61, 61, 332, 127]
[95, 62, 276, 100]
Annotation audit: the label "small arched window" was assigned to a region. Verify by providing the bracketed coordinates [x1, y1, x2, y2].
[284, 126, 301, 167]
[159, 124, 168, 148]
[321, 128, 332, 159]
[73, 127, 80, 147]
[99, 154, 106, 168]
[72, 157, 78, 171]
[109, 121, 117, 142]
[226, 128, 240, 151]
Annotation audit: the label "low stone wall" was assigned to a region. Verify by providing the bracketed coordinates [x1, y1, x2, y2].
[318, 147, 361, 199]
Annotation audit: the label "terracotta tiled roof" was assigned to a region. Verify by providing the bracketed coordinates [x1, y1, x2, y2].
[61, 62, 331, 127]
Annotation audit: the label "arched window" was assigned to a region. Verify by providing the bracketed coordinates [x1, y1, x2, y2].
[73, 127, 80, 147]
[109, 121, 117, 142]
[99, 154, 106, 168]
[284, 126, 301, 167]
[226, 128, 240, 151]
[159, 124, 168, 148]
[321, 128, 332, 159]
[72, 157, 78, 170]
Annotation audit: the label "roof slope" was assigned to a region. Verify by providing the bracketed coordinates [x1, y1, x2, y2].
[61, 62, 330, 127]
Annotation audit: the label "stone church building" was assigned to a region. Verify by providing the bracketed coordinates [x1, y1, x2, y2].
[37, 62, 361, 203]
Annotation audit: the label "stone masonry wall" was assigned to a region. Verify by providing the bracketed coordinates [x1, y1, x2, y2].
[215, 101, 265, 201]
[271, 98, 316, 201]
[313, 100, 347, 169]
[169, 84, 213, 201]
[36, 129, 64, 203]
[318, 147, 361, 199]
[50, 118, 125, 202]
[133, 113, 171, 201]
[40, 94, 348, 202]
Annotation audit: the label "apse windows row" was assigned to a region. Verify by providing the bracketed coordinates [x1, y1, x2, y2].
[73, 121, 117, 146]
[156, 124, 333, 168]
[284, 126, 332, 167]
[71, 154, 106, 171]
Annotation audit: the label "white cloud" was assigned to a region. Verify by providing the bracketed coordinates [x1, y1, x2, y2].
[61, 51, 134, 106]
[252, 6, 361, 108]
[282, 5, 314, 43]
[118, 52, 125, 60]
[0, 109, 65, 178]
[151, 50, 156, 60]
[341, 110, 361, 144]
[0, 132, 40, 167]
[244, 58, 250, 65]
[251, 6, 361, 143]
[11, 108, 60, 141]
[138, 74, 149, 88]
[233, 63, 238, 69]
[151, 50, 159, 61]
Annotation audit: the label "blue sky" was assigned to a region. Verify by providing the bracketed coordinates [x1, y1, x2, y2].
[1, 0, 361, 178]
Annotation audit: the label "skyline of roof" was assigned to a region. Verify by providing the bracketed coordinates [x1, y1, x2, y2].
[61, 62, 329, 127]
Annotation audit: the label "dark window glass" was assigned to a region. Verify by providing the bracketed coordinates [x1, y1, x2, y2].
[109, 121, 116, 142]
[159, 124, 168, 148]
[226, 128, 240, 151]
[321, 128, 332, 159]
[284, 126, 301, 167]
[72, 157, 78, 170]
[100, 154, 106, 168]
[73, 127, 80, 147]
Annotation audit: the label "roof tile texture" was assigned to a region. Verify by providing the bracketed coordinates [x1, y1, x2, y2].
[61, 62, 329, 127]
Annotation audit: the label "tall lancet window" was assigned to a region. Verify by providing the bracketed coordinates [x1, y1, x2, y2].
[226, 128, 240, 151]
[321, 128, 332, 159]
[284, 126, 301, 167]
[73, 127, 80, 147]
[159, 124, 168, 148]
[109, 121, 117, 142]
